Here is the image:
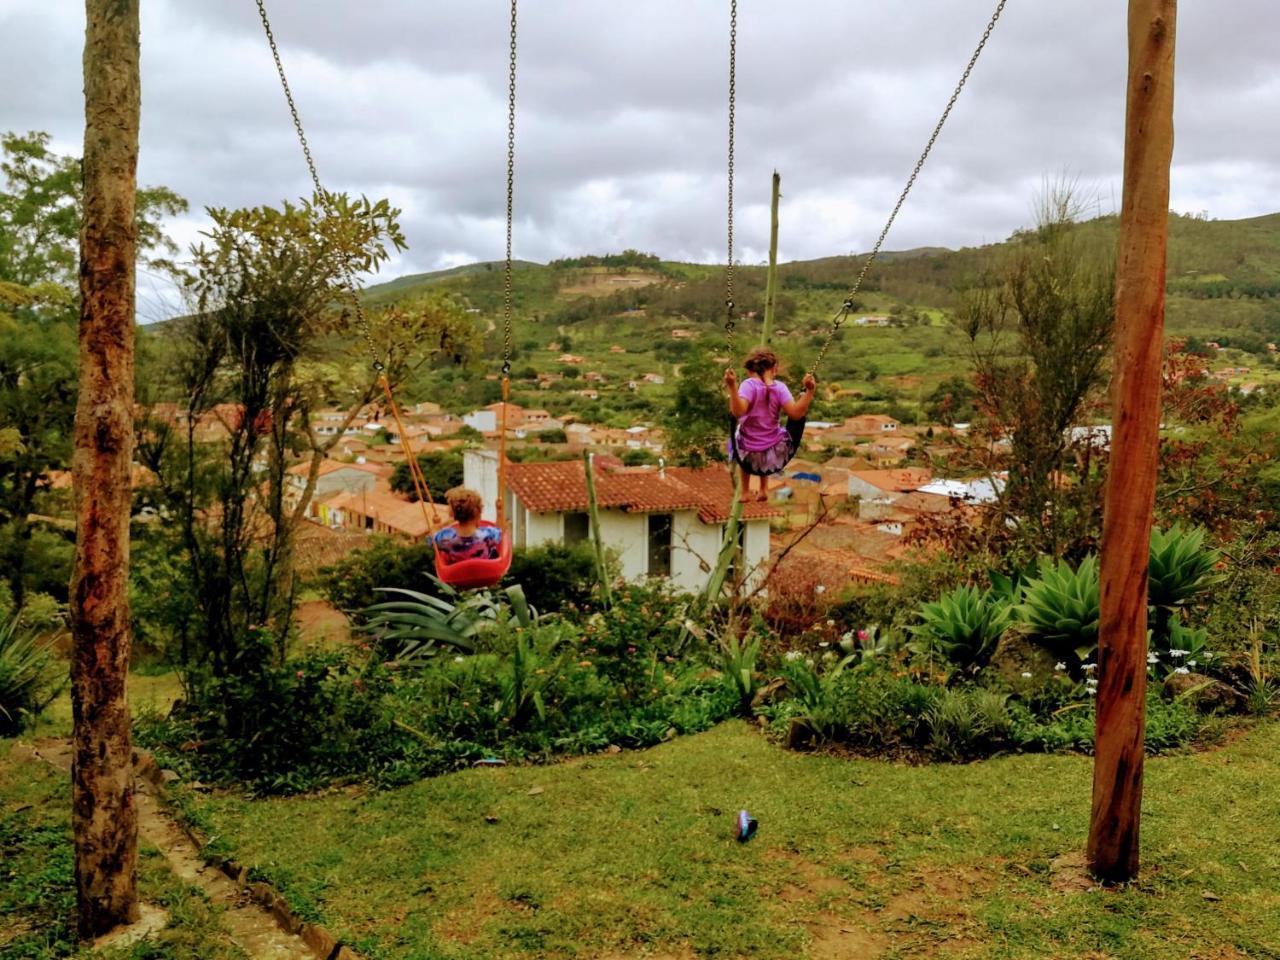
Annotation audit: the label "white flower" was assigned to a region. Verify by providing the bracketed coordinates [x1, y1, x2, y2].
[826, 620, 835, 627]
[1169, 649, 1189, 658]
[784, 650, 803, 662]
[1147, 653, 1159, 664]
[1174, 666, 1190, 675]
[814, 584, 827, 594]
[1087, 688, 1097, 696]
[1086, 677, 1098, 688]
[818, 641, 830, 648]
[841, 631, 854, 643]
[1204, 652, 1214, 660]
[1054, 662, 1067, 672]
[1082, 663, 1097, 674]
[1021, 672, 1033, 679]
[1187, 660, 1198, 668]
[454, 656, 466, 663]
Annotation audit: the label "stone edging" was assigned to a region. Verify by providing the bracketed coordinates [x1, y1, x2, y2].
[133, 750, 363, 960]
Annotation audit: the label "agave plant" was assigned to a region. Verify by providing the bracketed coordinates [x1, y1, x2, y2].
[1015, 555, 1100, 663]
[717, 629, 763, 717]
[499, 626, 567, 729]
[912, 585, 1012, 672]
[1148, 525, 1222, 646]
[362, 580, 537, 665]
[782, 653, 855, 742]
[0, 614, 64, 736]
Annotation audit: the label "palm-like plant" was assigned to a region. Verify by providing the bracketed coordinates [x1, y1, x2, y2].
[362, 580, 536, 664]
[717, 630, 762, 717]
[0, 614, 63, 735]
[1016, 556, 1100, 663]
[1148, 525, 1222, 645]
[913, 585, 1012, 672]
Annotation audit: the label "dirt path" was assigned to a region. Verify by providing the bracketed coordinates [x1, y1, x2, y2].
[21, 739, 315, 959]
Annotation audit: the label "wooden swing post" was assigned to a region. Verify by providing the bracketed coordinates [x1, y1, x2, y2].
[72, 0, 142, 935]
[762, 171, 780, 345]
[1088, 0, 1177, 884]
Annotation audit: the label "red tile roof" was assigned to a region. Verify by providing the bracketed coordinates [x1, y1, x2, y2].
[506, 461, 782, 525]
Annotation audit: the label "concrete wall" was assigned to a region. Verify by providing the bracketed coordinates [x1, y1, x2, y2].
[463, 450, 500, 523]
[672, 512, 719, 590]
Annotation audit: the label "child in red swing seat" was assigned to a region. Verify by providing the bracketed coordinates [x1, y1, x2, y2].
[433, 487, 502, 563]
[724, 346, 816, 501]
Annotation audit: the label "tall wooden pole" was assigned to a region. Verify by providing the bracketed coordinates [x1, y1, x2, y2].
[1087, 0, 1176, 884]
[72, 0, 141, 935]
[762, 170, 780, 345]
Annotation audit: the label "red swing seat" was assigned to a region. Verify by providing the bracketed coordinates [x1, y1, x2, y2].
[432, 521, 513, 590]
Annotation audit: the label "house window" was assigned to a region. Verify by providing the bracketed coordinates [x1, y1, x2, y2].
[364, 516, 373, 531]
[564, 512, 589, 547]
[647, 514, 673, 578]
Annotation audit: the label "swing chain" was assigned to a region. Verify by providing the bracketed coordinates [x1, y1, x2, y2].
[255, 0, 384, 373]
[723, 0, 737, 359]
[809, 0, 1009, 376]
[501, 0, 518, 378]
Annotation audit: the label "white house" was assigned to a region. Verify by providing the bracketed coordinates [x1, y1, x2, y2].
[464, 450, 777, 593]
[462, 409, 497, 433]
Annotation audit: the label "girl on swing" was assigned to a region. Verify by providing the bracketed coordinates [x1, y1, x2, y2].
[723, 346, 816, 502]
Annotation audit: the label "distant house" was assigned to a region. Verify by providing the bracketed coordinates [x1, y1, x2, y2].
[669, 329, 696, 340]
[283, 460, 387, 521]
[557, 354, 586, 365]
[641, 373, 666, 385]
[577, 389, 600, 400]
[328, 489, 450, 541]
[585, 371, 606, 383]
[847, 468, 932, 505]
[854, 315, 892, 327]
[609, 345, 627, 354]
[464, 451, 778, 592]
[917, 476, 1004, 504]
[843, 414, 900, 436]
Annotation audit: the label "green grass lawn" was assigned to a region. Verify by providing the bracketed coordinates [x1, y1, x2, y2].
[181, 720, 1280, 960]
[0, 741, 248, 960]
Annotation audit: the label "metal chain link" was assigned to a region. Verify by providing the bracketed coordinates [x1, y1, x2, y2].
[501, 0, 517, 378]
[723, 0, 737, 360]
[255, 0, 384, 372]
[809, 0, 1009, 376]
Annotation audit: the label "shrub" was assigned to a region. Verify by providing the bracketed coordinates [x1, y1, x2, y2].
[760, 564, 840, 652]
[1016, 556, 1099, 665]
[317, 537, 437, 617]
[780, 652, 855, 743]
[505, 542, 602, 614]
[912, 585, 1011, 672]
[0, 613, 64, 736]
[718, 629, 762, 717]
[1147, 525, 1221, 611]
[926, 688, 1012, 760]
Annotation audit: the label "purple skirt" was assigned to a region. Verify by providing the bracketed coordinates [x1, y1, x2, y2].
[728, 417, 806, 478]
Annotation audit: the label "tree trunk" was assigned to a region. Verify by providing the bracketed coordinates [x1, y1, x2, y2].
[71, 0, 141, 937]
[1088, 0, 1177, 885]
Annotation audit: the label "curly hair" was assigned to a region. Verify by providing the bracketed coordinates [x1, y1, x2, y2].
[445, 486, 484, 524]
[743, 346, 781, 375]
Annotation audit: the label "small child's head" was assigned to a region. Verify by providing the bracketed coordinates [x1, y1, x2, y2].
[445, 486, 484, 525]
[743, 346, 781, 376]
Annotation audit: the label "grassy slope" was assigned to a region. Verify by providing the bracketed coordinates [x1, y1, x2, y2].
[0, 740, 248, 960]
[186, 720, 1280, 960]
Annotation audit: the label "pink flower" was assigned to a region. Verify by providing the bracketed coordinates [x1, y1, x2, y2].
[857, 629, 869, 642]
[295, 671, 304, 679]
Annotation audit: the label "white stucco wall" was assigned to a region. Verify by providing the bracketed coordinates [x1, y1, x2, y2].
[463, 450, 500, 522]
[672, 512, 720, 591]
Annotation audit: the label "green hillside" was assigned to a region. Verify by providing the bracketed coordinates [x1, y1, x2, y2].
[362, 211, 1280, 423]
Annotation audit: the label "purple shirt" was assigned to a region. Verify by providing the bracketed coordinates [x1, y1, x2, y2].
[735, 377, 793, 452]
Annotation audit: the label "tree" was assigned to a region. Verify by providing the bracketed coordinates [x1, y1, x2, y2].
[0, 132, 185, 609]
[71, 0, 141, 935]
[960, 186, 1116, 557]
[390, 450, 465, 500]
[664, 356, 728, 467]
[136, 198, 478, 681]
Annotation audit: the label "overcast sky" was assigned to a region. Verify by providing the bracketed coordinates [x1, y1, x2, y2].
[3, 0, 1279, 320]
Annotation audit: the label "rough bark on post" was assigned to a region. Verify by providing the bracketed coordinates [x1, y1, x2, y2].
[1087, 0, 1177, 884]
[71, 0, 141, 936]
[762, 171, 780, 346]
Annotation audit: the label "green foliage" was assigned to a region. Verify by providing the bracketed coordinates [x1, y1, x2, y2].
[362, 586, 486, 662]
[912, 585, 1011, 671]
[663, 356, 729, 467]
[1016, 556, 1100, 663]
[1147, 524, 1222, 612]
[505, 542, 602, 613]
[317, 536, 438, 616]
[0, 612, 63, 735]
[717, 629, 762, 717]
[780, 653, 855, 742]
[926, 688, 1013, 760]
[389, 449, 465, 501]
[537, 427, 568, 444]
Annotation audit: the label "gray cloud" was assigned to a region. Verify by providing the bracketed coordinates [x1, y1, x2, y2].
[3, 0, 1278, 316]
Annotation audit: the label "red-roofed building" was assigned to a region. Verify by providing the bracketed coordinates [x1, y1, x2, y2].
[464, 451, 778, 591]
